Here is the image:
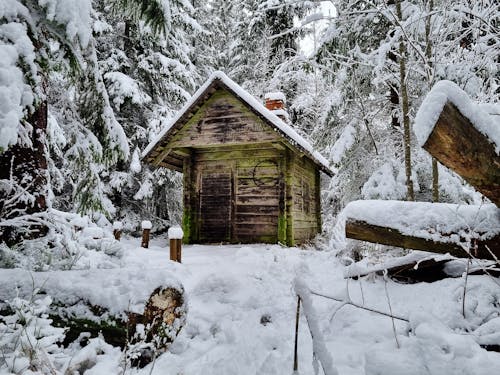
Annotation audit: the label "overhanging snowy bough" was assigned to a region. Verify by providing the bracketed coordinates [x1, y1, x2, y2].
[344, 81, 500, 264]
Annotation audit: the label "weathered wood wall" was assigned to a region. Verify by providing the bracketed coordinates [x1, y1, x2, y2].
[170, 89, 281, 149]
[289, 153, 321, 244]
[185, 147, 284, 244]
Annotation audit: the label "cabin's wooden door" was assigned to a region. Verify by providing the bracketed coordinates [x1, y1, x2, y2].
[233, 159, 281, 243]
[199, 170, 233, 243]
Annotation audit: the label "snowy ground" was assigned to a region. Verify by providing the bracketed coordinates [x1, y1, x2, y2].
[118, 237, 499, 375]
[2, 236, 500, 374]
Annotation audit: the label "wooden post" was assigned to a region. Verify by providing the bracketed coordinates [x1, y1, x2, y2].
[113, 221, 123, 241]
[168, 226, 184, 262]
[293, 296, 301, 373]
[141, 220, 152, 248]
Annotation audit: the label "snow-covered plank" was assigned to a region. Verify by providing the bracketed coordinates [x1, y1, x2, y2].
[343, 200, 500, 260]
[414, 81, 500, 206]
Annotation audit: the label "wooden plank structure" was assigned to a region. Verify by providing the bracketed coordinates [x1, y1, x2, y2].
[345, 83, 500, 261]
[421, 101, 500, 206]
[143, 72, 333, 245]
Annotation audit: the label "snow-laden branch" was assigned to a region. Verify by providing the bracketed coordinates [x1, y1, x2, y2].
[293, 277, 339, 375]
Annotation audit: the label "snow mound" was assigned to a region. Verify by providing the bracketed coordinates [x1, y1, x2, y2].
[264, 91, 286, 102]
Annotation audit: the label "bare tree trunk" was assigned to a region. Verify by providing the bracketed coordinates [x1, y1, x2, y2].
[395, 0, 414, 201]
[387, 51, 400, 130]
[425, 0, 439, 202]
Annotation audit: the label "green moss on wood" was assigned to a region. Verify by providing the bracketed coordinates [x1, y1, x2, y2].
[278, 214, 287, 245]
[182, 209, 193, 244]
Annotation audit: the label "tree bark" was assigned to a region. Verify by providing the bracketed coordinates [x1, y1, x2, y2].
[395, 0, 414, 201]
[425, 0, 439, 202]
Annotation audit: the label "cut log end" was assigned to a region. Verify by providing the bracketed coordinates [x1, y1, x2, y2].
[46, 285, 186, 369]
[423, 101, 500, 206]
[143, 286, 186, 348]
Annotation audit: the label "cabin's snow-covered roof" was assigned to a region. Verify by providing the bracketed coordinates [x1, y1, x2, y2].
[142, 71, 333, 175]
[414, 80, 500, 154]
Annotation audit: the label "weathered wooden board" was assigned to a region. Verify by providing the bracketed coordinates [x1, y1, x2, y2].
[199, 171, 232, 242]
[290, 154, 320, 243]
[422, 101, 500, 206]
[234, 157, 281, 243]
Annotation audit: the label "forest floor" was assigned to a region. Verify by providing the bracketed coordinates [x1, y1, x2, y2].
[116, 236, 500, 375]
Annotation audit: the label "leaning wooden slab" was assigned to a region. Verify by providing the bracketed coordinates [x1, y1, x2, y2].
[343, 200, 500, 261]
[414, 80, 500, 206]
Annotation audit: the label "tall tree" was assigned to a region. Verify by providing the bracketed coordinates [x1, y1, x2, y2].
[0, 0, 180, 242]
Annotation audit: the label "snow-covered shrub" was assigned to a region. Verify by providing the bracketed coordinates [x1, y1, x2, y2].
[0, 295, 65, 374]
[0, 209, 124, 271]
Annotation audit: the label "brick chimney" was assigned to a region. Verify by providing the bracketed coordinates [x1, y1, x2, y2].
[264, 92, 289, 122]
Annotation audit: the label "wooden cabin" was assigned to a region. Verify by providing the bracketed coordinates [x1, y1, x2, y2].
[142, 71, 333, 246]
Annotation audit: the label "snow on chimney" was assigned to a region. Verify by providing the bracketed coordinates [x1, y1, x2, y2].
[264, 92, 289, 122]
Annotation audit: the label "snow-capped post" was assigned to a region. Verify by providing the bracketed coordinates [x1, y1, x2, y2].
[113, 221, 123, 241]
[141, 220, 152, 248]
[168, 226, 184, 263]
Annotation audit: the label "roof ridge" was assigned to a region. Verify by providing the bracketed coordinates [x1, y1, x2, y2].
[142, 71, 333, 176]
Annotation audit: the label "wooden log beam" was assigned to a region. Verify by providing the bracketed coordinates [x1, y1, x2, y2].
[422, 101, 500, 206]
[345, 218, 500, 261]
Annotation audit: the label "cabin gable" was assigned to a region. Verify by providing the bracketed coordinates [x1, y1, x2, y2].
[168, 88, 282, 150]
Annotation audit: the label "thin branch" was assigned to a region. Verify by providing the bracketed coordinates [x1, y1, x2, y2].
[309, 290, 409, 322]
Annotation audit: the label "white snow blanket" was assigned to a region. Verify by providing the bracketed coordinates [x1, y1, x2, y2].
[1, 239, 500, 374]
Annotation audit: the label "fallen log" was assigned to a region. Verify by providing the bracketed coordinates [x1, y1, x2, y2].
[0, 268, 187, 368]
[346, 219, 500, 261]
[344, 251, 500, 283]
[50, 286, 185, 347]
[343, 200, 500, 261]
